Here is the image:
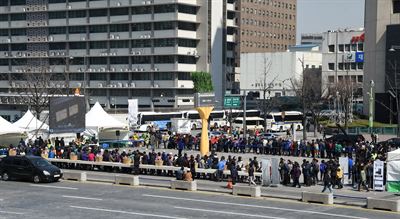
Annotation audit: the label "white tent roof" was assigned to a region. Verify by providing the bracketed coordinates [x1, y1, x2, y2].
[388, 148, 400, 162]
[12, 110, 49, 132]
[86, 102, 127, 130]
[0, 116, 25, 135]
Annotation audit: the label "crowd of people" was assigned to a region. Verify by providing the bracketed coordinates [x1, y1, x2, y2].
[2, 127, 393, 192]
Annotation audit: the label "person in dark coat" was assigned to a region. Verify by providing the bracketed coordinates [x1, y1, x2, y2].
[291, 162, 302, 188]
[322, 171, 333, 193]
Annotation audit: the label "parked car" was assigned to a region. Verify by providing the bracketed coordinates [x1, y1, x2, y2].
[0, 155, 63, 183]
[378, 138, 400, 149]
[325, 134, 365, 144]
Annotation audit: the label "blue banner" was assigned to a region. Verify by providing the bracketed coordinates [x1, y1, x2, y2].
[356, 52, 364, 63]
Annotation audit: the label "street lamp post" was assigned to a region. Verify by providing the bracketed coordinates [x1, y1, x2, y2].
[369, 80, 375, 128]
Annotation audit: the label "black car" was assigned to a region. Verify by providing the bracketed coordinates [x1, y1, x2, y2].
[0, 155, 63, 183]
[379, 138, 400, 149]
[325, 134, 365, 144]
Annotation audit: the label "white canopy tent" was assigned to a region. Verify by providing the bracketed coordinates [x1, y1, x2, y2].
[0, 116, 26, 145]
[387, 148, 400, 192]
[85, 102, 128, 140]
[11, 110, 48, 139]
[388, 148, 400, 162]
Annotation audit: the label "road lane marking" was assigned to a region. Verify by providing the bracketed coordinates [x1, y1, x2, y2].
[143, 194, 368, 219]
[175, 206, 286, 219]
[0, 210, 24, 215]
[29, 184, 78, 190]
[62, 195, 102, 201]
[70, 206, 187, 219]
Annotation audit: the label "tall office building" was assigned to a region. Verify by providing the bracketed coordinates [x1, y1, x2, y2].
[0, 0, 240, 117]
[364, 0, 400, 123]
[240, 0, 296, 53]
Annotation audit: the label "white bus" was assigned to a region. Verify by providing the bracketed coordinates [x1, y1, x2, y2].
[183, 110, 227, 130]
[137, 111, 184, 131]
[269, 111, 304, 132]
[232, 117, 265, 131]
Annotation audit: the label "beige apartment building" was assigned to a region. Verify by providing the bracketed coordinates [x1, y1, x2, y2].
[240, 0, 297, 53]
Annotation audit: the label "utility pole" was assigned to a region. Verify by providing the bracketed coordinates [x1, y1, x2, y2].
[298, 56, 307, 140]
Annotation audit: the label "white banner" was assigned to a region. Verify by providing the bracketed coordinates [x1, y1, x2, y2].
[128, 99, 138, 128]
[374, 160, 384, 191]
[261, 159, 271, 186]
[339, 157, 349, 185]
[271, 158, 280, 185]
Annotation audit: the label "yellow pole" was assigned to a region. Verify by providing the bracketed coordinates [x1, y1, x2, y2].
[196, 106, 214, 156]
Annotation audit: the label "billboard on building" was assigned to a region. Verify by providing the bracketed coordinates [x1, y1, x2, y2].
[49, 96, 86, 134]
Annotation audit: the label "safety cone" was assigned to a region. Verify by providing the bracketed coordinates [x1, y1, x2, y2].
[227, 178, 233, 189]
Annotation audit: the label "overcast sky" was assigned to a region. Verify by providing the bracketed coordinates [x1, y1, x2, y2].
[296, 0, 365, 43]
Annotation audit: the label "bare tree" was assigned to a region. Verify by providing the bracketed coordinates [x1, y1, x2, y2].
[10, 66, 68, 119]
[328, 75, 359, 129]
[255, 56, 277, 131]
[290, 57, 308, 140]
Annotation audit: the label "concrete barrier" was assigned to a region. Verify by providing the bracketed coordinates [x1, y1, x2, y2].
[170, 180, 197, 191]
[367, 197, 400, 212]
[114, 175, 140, 186]
[62, 171, 87, 182]
[232, 185, 261, 197]
[302, 192, 333, 205]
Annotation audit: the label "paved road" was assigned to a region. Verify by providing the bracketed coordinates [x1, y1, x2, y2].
[0, 180, 397, 219]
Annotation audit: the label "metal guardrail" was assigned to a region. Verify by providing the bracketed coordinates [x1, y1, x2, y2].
[47, 158, 261, 177]
[346, 127, 398, 135]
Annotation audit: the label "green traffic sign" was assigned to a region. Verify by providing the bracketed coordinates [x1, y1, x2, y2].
[224, 96, 241, 108]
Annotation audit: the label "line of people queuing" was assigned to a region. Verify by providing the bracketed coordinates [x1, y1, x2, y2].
[4, 130, 389, 192]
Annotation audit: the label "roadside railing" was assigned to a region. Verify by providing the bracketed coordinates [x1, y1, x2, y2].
[47, 158, 261, 177]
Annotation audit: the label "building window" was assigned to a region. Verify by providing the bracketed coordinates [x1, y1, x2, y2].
[338, 44, 344, 52]
[351, 44, 357, 51]
[69, 10, 86, 18]
[110, 8, 129, 16]
[394, 0, 400, 13]
[357, 62, 364, 70]
[345, 44, 350, 52]
[351, 62, 357, 70]
[338, 63, 344, 70]
[90, 73, 107, 81]
[345, 63, 350, 70]
[110, 73, 129, 80]
[357, 75, 363, 83]
[132, 73, 150, 80]
[328, 76, 334, 83]
[328, 63, 335, 70]
[154, 72, 174, 80]
[358, 43, 364, 51]
[328, 45, 335, 52]
[89, 9, 107, 17]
